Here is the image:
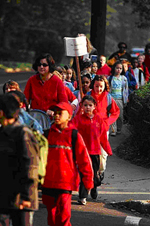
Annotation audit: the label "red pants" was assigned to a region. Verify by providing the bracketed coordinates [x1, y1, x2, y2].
[42, 193, 72, 226]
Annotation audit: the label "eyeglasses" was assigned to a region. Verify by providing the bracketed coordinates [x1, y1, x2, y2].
[38, 63, 49, 67]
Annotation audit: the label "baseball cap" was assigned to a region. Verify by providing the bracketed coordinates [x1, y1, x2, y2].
[51, 102, 73, 115]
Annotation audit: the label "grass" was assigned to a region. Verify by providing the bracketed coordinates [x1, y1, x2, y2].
[0, 61, 33, 73]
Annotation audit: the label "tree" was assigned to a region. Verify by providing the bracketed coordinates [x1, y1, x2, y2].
[90, 0, 107, 56]
[123, 0, 150, 28]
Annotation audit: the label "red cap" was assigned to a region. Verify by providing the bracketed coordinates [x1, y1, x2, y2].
[51, 102, 73, 115]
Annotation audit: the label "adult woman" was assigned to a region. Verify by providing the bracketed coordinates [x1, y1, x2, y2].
[107, 42, 132, 67]
[24, 53, 68, 114]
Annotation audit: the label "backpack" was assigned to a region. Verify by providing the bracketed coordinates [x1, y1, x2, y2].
[0, 124, 40, 210]
[87, 90, 112, 116]
[31, 129, 48, 185]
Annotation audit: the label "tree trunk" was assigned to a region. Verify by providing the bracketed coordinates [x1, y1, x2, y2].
[90, 0, 107, 56]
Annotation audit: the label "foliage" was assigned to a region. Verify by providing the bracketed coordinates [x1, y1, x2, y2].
[0, 0, 91, 63]
[123, 0, 150, 28]
[115, 84, 150, 168]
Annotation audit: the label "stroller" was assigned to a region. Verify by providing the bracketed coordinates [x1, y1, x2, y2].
[28, 109, 53, 136]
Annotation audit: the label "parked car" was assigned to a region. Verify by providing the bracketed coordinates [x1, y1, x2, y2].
[130, 47, 144, 57]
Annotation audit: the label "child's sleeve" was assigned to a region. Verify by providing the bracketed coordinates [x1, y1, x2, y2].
[100, 119, 113, 156]
[105, 98, 120, 128]
[75, 132, 94, 190]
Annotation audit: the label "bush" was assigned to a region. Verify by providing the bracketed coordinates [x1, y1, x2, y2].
[115, 83, 150, 168]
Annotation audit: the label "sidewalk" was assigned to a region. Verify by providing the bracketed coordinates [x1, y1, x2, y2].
[108, 124, 150, 215]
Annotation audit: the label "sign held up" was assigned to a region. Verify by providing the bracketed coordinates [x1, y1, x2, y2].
[64, 36, 87, 57]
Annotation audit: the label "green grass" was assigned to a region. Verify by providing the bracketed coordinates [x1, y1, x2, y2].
[0, 61, 32, 72]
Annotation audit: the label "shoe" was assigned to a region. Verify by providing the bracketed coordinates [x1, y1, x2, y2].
[117, 130, 121, 134]
[111, 132, 116, 136]
[78, 198, 87, 205]
[90, 187, 98, 200]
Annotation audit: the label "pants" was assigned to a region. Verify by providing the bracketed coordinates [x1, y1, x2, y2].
[79, 155, 100, 199]
[113, 99, 123, 133]
[42, 193, 72, 226]
[0, 211, 34, 226]
[11, 211, 34, 226]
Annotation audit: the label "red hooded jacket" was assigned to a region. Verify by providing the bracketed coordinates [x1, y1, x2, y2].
[90, 90, 120, 131]
[70, 113, 112, 156]
[42, 124, 94, 191]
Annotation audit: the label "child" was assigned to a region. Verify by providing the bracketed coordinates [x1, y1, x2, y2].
[74, 73, 92, 116]
[64, 65, 78, 90]
[137, 54, 150, 83]
[81, 59, 92, 75]
[71, 95, 112, 204]
[8, 90, 44, 134]
[122, 60, 137, 95]
[3, 80, 22, 93]
[132, 57, 145, 89]
[0, 93, 40, 226]
[54, 69, 78, 114]
[91, 61, 98, 79]
[108, 61, 128, 135]
[56, 66, 75, 92]
[42, 102, 93, 226]
[96, 55, 111, 78]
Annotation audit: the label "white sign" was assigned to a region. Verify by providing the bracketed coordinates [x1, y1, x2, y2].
[64, 36, 87, 57]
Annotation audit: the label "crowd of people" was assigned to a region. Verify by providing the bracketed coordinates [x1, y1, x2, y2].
[0, 38, 150, 226]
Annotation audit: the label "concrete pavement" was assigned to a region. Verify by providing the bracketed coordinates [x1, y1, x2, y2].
[103, 124, 150, 216]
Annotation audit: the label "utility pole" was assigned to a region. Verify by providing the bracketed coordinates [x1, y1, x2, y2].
[90, 0, 107, 56]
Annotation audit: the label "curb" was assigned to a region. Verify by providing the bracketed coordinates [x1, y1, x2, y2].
[110, 200, 150, 214]
[123, 216, 150, 226]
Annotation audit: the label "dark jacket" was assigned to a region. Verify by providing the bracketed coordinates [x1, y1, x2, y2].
[0, 120, 40, 213]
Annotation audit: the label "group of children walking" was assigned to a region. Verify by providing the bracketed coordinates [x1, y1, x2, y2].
[0, 45, 149, 226]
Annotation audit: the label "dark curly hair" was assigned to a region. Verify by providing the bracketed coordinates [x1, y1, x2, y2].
[81, 73, 92, 81]
[90, 75, 110, 92]
[32, 53, 55, 73]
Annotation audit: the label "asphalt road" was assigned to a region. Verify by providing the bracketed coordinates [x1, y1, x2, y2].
[0, 71, 34, 94]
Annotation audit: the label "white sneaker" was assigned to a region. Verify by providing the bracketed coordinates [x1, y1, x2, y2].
[78, 198, 87, 205]
[111, 132, 116, 136]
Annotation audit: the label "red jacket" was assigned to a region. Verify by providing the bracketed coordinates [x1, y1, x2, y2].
[137, 64, 150, 82]
[24, 73, 68, 111]
[65, 86, 76, 103]
[96, 64, 111, 77]
[42, 124, 94, 191]
[144, 54, 150, 68]
[70, 113, 112, 155]
[90, 90, 120, 131]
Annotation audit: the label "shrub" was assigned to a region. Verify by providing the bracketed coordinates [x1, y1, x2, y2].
[115, 84, 150, 168]
[126, 83, 150, 166]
